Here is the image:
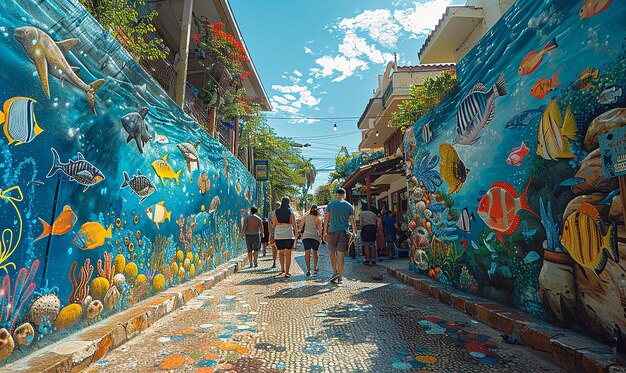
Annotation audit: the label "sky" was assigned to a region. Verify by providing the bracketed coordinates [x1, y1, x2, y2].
[230, 0, 465, 190]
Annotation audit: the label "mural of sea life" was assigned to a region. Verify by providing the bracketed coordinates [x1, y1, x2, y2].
[520, 221, 537, 243]
[597, 86, 622, 105]
[68, 258, 93, 304]
[46, 148, 105, 191]
[120, 170, 156, 203]
[151, 154, 181, 186]
[439, 143, 469, 194]
[0, 260, 39, 334]
[0, 186, 23, 273]
[505, 106, 545, 129]
[35, 204, 76, 242]
[198, 172, 210, 195]
[73, 222, 112, 250]
[145, 201, 172, 229]
[453, 73, 507, 145]
[13, 26, 105, 115]
[412, 150, 442, 193]
[235, 178, 242, 195]
[177, 140, 200, 172]
[570, 67, 599, 91]
[506, 142, 530, 166]
[457, 207, 475, 232]
[579, 0, 613, 19]
[121, 107, 152, 154]
[154, 131, 169, 144]
[244, 187, 252, 204]
[421, 123, 432, 144]
[1, 97, 43, 145]
[530, 69, 561, 99]
[223, 151, 230, 193]
[536, 100, 577, 160]
[518, 37, 558, 75]
[209, 196, 220, 213]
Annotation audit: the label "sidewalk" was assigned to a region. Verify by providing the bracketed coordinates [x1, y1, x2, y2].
[378, 258, 626, 373]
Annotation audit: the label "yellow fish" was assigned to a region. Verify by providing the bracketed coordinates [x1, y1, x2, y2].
[536, 99, 577, 160]
[73, 222, 112, 250]
[561, 203, 618, 276]
[35, 205, 77, 241]
[151, 154, 181, 186]
[1, 97, 43, 145]
[439, 143, 470, 194]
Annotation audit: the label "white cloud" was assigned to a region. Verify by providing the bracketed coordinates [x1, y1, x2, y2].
[338, 9, 402, 47]
[313, 55, 368, 82]
[306, 78, 313, 84]
[393, 0, 452, 39]
[272, 95, 290, 105]
[283, 94, 296, 101]
[338, 30, 394, 64]
[304, 46, 313, 54]
[293, 70, 303, 77]
[270, 83, 322, 117]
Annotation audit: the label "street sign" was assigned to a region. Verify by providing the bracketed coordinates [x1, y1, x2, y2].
[599, 126, 626, 178]
[254, 160, 269, 181]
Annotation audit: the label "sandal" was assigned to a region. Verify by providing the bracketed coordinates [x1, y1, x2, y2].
[285, 274, 291, 278]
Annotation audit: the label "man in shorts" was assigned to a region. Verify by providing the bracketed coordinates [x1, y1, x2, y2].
[324, 188, 357, 285]
[359, 206, 378, 265]
[267, 201, 281, 269]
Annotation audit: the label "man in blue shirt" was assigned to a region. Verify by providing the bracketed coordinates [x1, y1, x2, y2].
[382, 211, 398, 259]
[323, 188, 357, 285]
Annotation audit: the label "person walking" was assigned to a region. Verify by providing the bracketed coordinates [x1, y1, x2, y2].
[261, 217, 269, 257]
[382, 211, 398, 259]
[240, 206, 263, 268]
[376, 211, 386, 259]
[267, 201, 281, 269]
[323, 188, 357, 285]
[272, 197, 297, 277]
[301, 205, 323, 276]
[359, 205, 378, 265]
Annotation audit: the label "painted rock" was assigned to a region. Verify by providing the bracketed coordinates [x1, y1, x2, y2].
[562, 193, 610, 221]
[572, 149, 619, 195]
[13, 323, 35, 347]
[0, 328, 14, 360]
[91, 277, 110, 300]
[152, 274, 165, 292]
[28, 293, 61, 326]
[54, 303, 83, 330]
[609, 196, 625, 224]
[86, 300, 104, 319]
[103, 285, 121, 311]
[583, 108, 626, 151]
[113, 273, 126, 289]
[123, 262, 138, 283]
[114, 254, 126, 275]
[538, 256, 576, 324]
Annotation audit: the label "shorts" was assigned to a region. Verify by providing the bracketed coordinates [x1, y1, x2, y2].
[261, 234, 269, 244]
[245, 234, 260, 253]
[361, 225, 377, 244]
[328, 231, 350, 252]
[302, 238, 320, 251]
[275, 239, 295, 250]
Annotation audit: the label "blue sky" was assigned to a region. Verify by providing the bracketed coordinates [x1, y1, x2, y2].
[230, 0, 464, 190]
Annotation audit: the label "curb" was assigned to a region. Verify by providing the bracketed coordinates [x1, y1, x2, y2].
[1, 256, 248, 373]
[385, 265, 626, 373]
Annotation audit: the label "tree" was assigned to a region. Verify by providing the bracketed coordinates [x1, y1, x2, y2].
[314, 182, 340, 206]
[80, 0, 166, 61]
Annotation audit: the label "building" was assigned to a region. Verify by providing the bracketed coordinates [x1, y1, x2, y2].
[418, 0, 513, 64]
[126, 0, 270, 169]
[342, 59, 453, 220]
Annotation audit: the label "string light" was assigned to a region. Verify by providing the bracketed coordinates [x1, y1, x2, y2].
[333, 123, 337, 131]
[375, 130, 379, 137]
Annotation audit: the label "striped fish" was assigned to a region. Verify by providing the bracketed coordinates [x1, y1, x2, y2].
[46, 148, 105, 191]
[1, 97, 43, 145]
[121, 170, 156, 203]
[421, 123, 432, 144]
[561, 203, 618, 276]
[457, 207, 475, 232]
[454, 73, 507, 146]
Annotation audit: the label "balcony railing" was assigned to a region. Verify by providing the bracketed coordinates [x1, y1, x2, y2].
[382, 78, 394, 107]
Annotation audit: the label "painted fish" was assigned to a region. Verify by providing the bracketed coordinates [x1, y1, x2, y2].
[561, 203, 618, 276]
[505, 107, 544, 129]
[457, 207, 476, 232]
[579, 0, 613, 19]
[598, 86, 622, 105]
[151, 154, 181, 186]
[27, 180, 44, 187]
[477, 178, 537, 247]
[453, 73, 507, 146]
[223, 151, 230, 193]
[121, 107, 152, 154]
[523, 251, 540, 264]
[439, 143, 470, 194]
[1, 97, 43, 145]
[600, 189, 620, 205]
[120, 170, 156, 203]
[518, 38, 558, 75]
[506, 142, 530, 166]
[46, 148, 105, 191]
[421, 123, 432, 144]
[235, 178, 242, 195]
[209, 196, 221, 213]
[177, 140, 200, 172]
[154, 131, 169, 144]
[145, 201, 172, 229]
[521, 221, 537, 243]
[35, 205, 77, 241]
[558, 177, 585, 187]
[570, 68, 599, 91]
[198, 172, 210, 195]
[245, 188, 252, 203]
[73, 222, 112, 250]
[14, 26, 105, 115]
[536, 100, 577, 160]
[530, 69, 561, 99]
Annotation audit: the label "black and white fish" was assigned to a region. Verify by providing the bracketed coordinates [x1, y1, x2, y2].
[177, 140, 200, 172]
[421, 123, 432, 144]
[457, 207, 476, 232]
[154, 131, 169, 144]
[454, 73, 507, 145]
[120, 169, 156, 203]
[121, 107, 152, 154]
[46, 148, 105, 191]
[1, 97, 43, 145]
[598, 86, 623, 105]
[505, 106, 545, 129]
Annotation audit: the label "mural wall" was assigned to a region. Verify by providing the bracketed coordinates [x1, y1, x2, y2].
[0, 0, 255, 364]
[404, 0, 626, 348]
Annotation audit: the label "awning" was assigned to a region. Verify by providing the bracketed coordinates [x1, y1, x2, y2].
[342, 154, 404, 194]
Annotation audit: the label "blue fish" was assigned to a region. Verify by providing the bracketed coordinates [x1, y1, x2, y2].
[487, 262, 497, 280]
[429, 203, 446, 212]
[523, 251, 541, 264]
[558, 177, 585, 187]
[600, 189, 620, 205]
[505, 105, 545, 129]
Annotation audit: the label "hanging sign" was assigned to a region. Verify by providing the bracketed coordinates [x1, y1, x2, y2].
[254, 160, 269, 181]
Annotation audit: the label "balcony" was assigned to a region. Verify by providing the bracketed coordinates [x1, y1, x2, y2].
[381, 78, 410, 108]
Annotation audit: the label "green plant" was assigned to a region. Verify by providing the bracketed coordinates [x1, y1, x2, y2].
[390, 71, 457, 133]
[442, 243, 465, 286]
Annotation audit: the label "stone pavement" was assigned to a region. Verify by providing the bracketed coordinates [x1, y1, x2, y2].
[87, 246, 565, 372]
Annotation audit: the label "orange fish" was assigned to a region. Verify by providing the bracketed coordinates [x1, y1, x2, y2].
[580, 0, 613, 19]
[571, 67, 599, 91]
[477, 178, 538, 247]
[518, 38, 558, 76]
[35, 205, 77, 241]
[530, 69, 562, 99]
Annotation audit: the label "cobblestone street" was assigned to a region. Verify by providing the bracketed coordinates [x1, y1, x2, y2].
[89, 247, 565, 372]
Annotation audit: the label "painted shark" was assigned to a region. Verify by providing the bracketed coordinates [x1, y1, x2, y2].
[14, 26, 105, 115]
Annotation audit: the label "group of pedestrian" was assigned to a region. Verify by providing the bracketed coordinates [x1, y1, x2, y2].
[239, 188, 357, 285]
[359, 207, 398, 264]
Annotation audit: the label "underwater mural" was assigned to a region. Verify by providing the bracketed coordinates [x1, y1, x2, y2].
[0, 0, 254, 365]
[403, 0, 626, 349]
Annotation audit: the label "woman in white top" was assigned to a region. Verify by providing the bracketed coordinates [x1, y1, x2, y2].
[300, 205, 323, 276]
[272, 197, 297, 277]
